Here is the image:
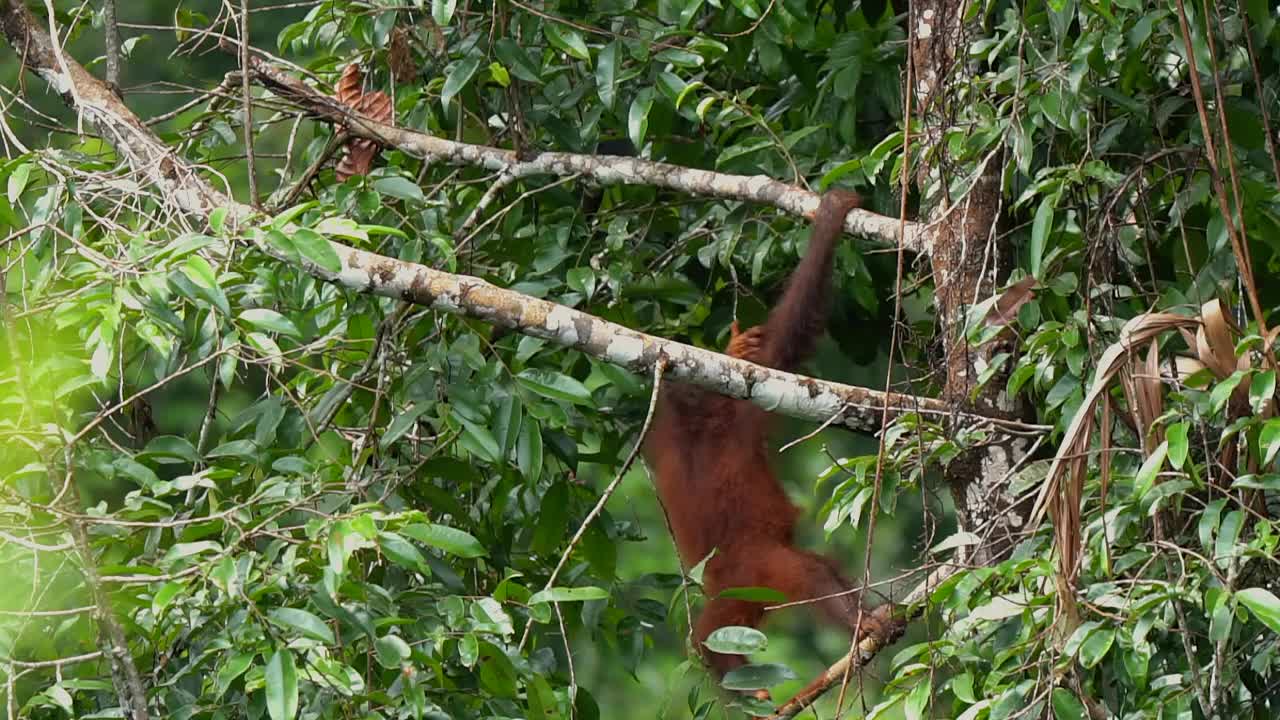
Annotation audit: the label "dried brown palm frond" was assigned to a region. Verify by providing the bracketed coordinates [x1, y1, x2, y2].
[1028, 310, 1200, 639]
[1030, 298, 1280, 640]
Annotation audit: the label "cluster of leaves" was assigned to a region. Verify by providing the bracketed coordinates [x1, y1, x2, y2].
[0, 0, 917, 718]
[811, 1, 1280, 719]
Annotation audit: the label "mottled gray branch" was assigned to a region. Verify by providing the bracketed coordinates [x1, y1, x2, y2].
[245, 57, 928, 253]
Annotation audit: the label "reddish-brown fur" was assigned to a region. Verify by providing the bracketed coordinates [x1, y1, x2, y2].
[644, 189, 893, 686]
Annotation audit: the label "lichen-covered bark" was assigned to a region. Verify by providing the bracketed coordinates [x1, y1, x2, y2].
[246, 58, 928, 253]
[913, 0, 1030, 561]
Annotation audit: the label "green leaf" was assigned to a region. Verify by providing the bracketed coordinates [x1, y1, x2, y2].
[703, 626, 767, 655]
[209, 206, 229, 235]
[401, 523, 487, 558]
[721, 663, 796, 691]
[182, 256, 230, 316]
[239, 308, 301, 338]
[1262, 418, 1280, 467]
[1252, 370, 1276, 413]
[442, 55, 483, 108]
[1050, 688, 1086, 720]
[215, 652, 254, 698]
[1215, 510, 1243, 567]
[432, 0, 458, 25]
[151, 581, 184, 617]
[380, 404, 430, 448]
[1210, 370, 1246, 415]
[265, 649, 299, 720]
[375, 634, 412, 668]
[518, 417, 544, 482]
[1199, 497, 1227, 552]
[952, 673, 977, 703]
[1133, 441, 1167, 501]
[268, 608, 336, 644]
[494, 39, 541, 83]
[528, 586, 610, 604]
[1078, 628, 1114, 668]
[628, 88, 655, 149]
[1238, 588, 1280, 634]
[291, 227, 343, 273]
[7, 162, 31, 204]
[544, 23, 590, 61]
[1166, 421, 1188, 469]
[379, 531, 428, 573]
[373, 176, 425, 203]
[516, 369, 593, 405]
[1030, 193, 1057, 278]
[488, 61, 510, 88]
[596, 41, 620, 108]
[905, 678, 932, 720]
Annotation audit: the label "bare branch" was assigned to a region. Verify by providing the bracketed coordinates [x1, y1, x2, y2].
[102, 0, 120, 96]
[766, 563, 961, 719]
[244, 56, 929, 253]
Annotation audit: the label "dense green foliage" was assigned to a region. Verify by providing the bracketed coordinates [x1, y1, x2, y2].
[3, 0, 1280, 719]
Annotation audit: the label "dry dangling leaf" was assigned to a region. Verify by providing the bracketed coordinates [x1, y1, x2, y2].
[984, 275, 1039, 329]
[333, 64, 394, 180]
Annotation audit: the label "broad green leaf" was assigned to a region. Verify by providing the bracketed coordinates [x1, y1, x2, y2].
[1262, 418, 1280, 467]
[182, 256, 230, 316]
[291, 227, 342, 273]
[1253, 370, 1277, 413]
[516, 369, 593, 405]
[268, 608, 336, 644]
[373, 176, 425, 203]
[952, 673, 977, 703]
[1133, 441, 1168, 501]
[432, 0, 458, 25]
[1215, 510, 1244, 567]
[596, 41, 620, 109]
[1078, 628, 1114, 668]
[7, 162, 31, 204]
[265, 649, 299, 720]
[494, 39, 541, 83]
[215, 652, 254, 698]
[1167, 421, 1188, 468]
[628, 89, 655, 149]
[1210, 371, 1246, 415]
[375, 634, 412, 668]
[703, 626, 767, 655]
[151, 581, 184, 617]
[905, 678, 932, 720]
[1238, 588, 1280, 634]
[379, 531, 428, 573]
[1050, 688, 1086, 720]
[518, 416, 544, 482]
[239, 308, 301, 338]
[528, 586, 610, 604]
[442, 55, 482, 108]
[543, 24, 590, 61]
[401, 523, 487, 558]
[1030, 194, 1056, 277]
[721, 663, 796, 691]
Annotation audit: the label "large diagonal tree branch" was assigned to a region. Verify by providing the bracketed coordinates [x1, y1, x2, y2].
[243, 56, 928, 254]
[0, 0, 1041, 439]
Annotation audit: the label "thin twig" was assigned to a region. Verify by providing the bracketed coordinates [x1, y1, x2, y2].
[238, 0, 258, 205]
[517, 355, 669, 652]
